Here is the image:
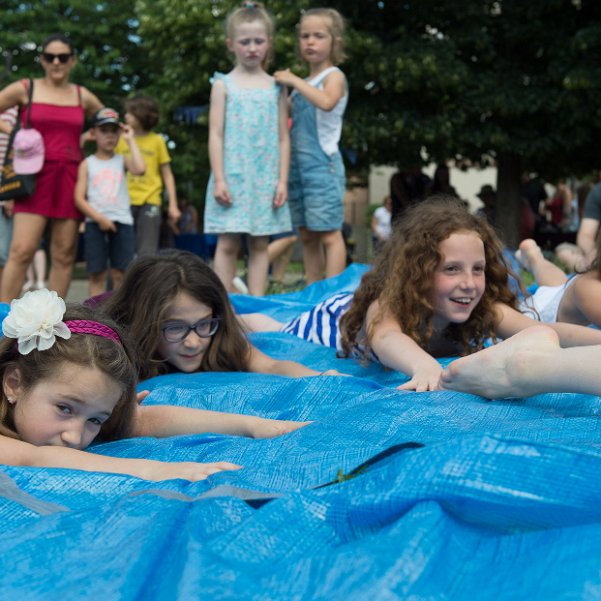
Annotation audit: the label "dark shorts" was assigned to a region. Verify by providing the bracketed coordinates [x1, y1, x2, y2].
[270, 228, 298, 242]
[84, 221, 135, 273]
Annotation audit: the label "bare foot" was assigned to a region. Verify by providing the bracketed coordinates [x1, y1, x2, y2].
[515, 238, 544, 273]
[439, 326, 561, 399]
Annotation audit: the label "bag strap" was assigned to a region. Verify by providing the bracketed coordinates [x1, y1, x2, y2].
[24, 78, 34, 129]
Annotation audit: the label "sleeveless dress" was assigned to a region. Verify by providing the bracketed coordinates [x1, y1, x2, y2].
[14, 80, 84, 220]
[204, 73, 292, 236]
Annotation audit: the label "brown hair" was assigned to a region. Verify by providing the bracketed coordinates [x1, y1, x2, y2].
[41, 33, 74, 54]
[102, 250, 251, 380]
[589, 228, 601, 280]
[340, 196, 523, 358]
[0, 305, 137, 444]
[123, 94, 160, 131]
[300, 8, 346, 66]
[225, 2, 275, 69]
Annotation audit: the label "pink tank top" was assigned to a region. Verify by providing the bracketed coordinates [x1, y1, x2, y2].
[20, 81, 84, 163]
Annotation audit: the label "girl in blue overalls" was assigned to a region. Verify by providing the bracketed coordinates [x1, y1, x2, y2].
[275, 8, 348, 284]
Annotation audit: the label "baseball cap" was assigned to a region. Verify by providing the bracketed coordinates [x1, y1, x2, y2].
[13, 128, 45, 175]
[93, 107, 120, 127]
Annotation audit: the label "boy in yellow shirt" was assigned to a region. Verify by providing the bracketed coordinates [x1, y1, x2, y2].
[116, 95, 180, 254]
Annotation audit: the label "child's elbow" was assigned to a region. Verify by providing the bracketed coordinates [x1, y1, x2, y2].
[318, 100, 337, 112]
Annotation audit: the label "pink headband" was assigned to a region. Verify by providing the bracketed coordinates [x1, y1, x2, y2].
[64, 320, 122, 344]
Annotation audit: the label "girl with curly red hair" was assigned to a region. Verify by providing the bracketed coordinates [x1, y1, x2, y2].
[243, 196, 601, 390]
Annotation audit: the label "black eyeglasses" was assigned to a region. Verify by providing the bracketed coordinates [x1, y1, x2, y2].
[161, 318, 221, 343]
[41, 52, 73, 64]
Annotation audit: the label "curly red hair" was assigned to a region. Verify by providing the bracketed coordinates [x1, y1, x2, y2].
[340, 196, 523, 358]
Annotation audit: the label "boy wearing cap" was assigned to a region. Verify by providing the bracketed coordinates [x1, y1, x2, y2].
[74, 108, 145, 296]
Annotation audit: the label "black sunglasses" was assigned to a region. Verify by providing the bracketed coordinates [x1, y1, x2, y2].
[42, 52, 73, 64]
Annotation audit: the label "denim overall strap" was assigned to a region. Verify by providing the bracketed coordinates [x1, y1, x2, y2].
[290, 67, 339, 163]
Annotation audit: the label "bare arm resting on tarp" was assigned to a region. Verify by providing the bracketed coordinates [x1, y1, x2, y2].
[0, 291, 306, 481]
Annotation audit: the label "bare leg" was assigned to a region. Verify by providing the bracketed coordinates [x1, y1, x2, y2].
[516, 239, 567, 286]
[110, 268, 124, 291]
[32, 248, 47, 288]
[23, 264, 35, 291]
[440, 325, 601, 398]
[300, 227, 325, 284]
[321, 230, 347, 279]
[555, 244, 590, 272]
[268, 235, 297, 282]
[47, 219, 79, 298]
[213, 234, 241, 293]
[237, 312, 284, 333]
[89, 271, 107, 297]
[247, 235, 269, 296]
[0, 213, 46, 302]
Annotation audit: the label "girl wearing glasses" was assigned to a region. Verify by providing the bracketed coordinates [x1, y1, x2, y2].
[0, 33, 103, 303]
[102, 250, 340, 380]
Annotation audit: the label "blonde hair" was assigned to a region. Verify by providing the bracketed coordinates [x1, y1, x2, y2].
[300, 8, 347, 65]
[225, 2, 275, 69]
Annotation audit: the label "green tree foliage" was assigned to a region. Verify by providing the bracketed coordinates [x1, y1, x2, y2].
[3, 1, 601, 244]
[135, 0, 313, 202]
[324, 0, 601, 244]
[0, 0, 145, 107]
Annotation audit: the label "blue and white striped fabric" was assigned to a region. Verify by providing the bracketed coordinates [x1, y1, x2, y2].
[281, 292, 354, 351]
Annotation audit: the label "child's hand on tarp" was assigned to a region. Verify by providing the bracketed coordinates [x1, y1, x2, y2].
[138, 459, 242, 482]
[251, 418, 311, 439]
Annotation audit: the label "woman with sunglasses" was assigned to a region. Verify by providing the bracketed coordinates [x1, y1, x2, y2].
[101, 250, 341, 380]
[0, 33, 102, 302]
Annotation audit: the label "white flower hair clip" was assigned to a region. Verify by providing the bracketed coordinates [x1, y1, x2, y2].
[2, 289, 71, 355]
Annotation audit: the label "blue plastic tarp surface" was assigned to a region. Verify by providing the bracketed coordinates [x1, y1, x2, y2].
[1, 266, 601, 600]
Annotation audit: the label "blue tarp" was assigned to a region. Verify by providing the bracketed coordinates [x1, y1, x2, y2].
[1, 266, 600, 599]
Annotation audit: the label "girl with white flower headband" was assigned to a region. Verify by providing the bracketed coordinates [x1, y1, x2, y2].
[0, 289, 307, 481]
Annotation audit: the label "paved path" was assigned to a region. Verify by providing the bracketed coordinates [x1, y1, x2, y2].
[65, 279, 89, 304]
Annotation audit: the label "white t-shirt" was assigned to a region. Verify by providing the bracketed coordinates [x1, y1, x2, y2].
[309, 66, 348, 156]
[85, 154, 133, 225]
[373, 206, 391, 240]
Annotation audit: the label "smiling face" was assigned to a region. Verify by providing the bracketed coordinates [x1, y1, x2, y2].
[227, 20, 270, 70]
[6, 362, 121, 449]
[40, 40, 76, 83]
[299, 15, 334, 66]
[157, 291, 214, 373]
[430, 230, 486, 330]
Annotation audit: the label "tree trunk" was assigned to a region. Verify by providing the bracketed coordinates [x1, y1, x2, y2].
[495, 152, 522, 249]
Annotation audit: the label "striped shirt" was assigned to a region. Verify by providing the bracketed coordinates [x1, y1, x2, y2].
[0, 107, 18, 169]
[281, 293, 354, 351]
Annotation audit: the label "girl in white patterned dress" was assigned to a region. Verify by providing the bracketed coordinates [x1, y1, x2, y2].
[204, 3, 291, 296]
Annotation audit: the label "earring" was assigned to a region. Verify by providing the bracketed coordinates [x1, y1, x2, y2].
[6, 396, 15, 404]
